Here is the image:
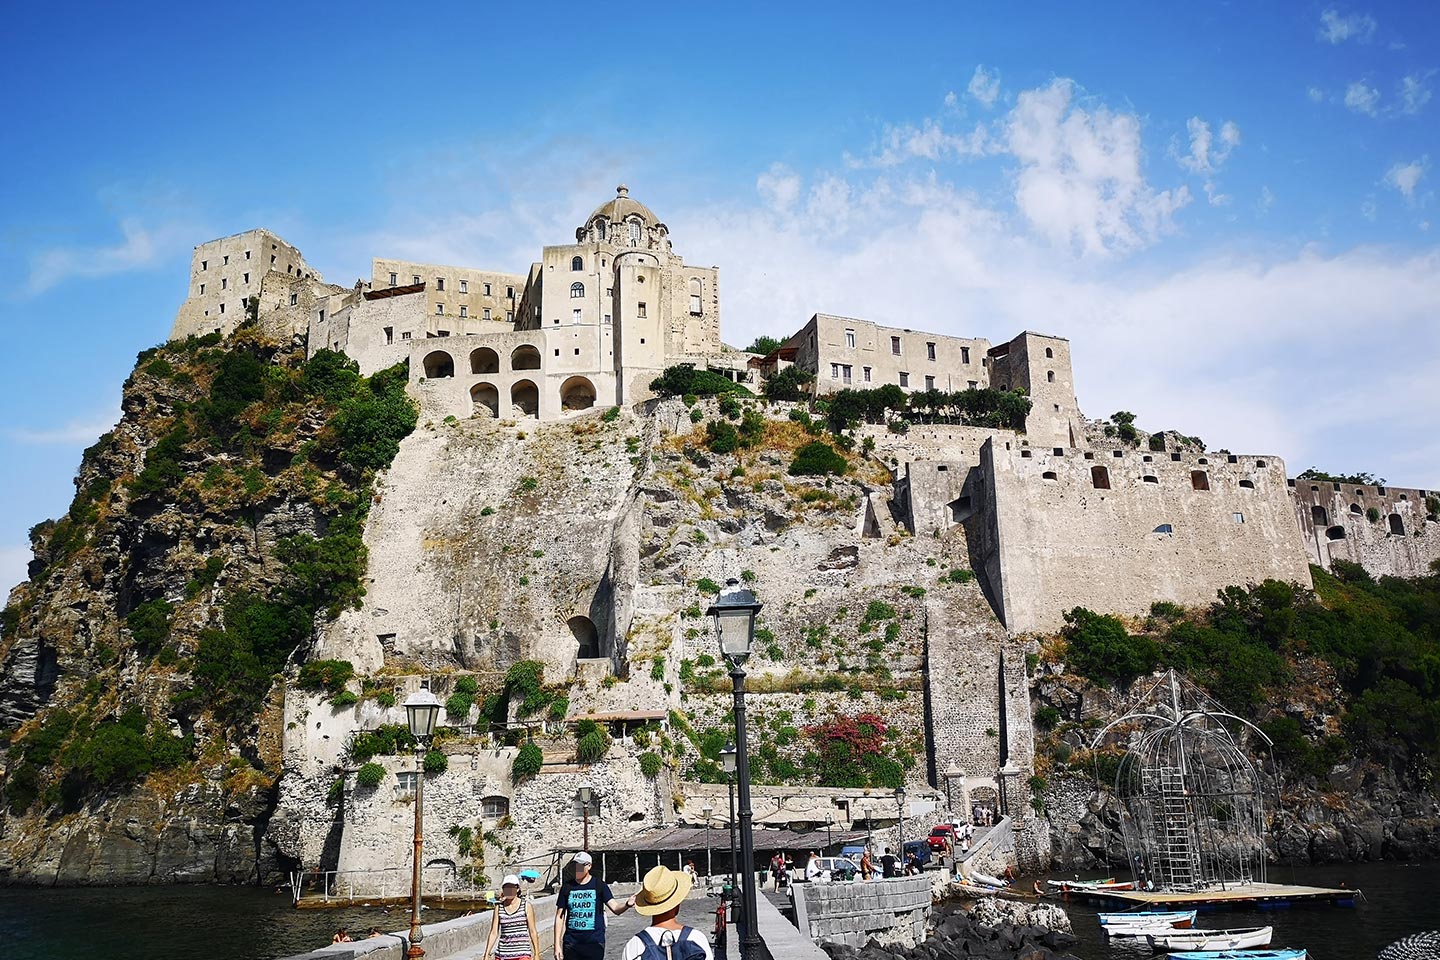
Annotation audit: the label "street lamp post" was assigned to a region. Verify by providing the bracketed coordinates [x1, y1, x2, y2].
[709, 580, 763, 960]
[403, 689, 441, 960]
[721, 743, 739, 904]
[702, 802, 714, 880]
[825, 813, 833, 855]
[577, 783, 594, 852]
[895, 786, 907, 873]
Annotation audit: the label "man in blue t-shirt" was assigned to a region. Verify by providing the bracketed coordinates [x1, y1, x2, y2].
[554, 851, 635, 960]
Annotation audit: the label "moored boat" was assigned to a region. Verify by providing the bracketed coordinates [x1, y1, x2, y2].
[1168, 951, 1305, 960]
[1148, 926, 1274, 951]
[1099, 909, 1196, 929]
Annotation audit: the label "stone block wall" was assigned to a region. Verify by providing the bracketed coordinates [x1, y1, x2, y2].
[794, 874, 932, 948]
[1289, 478, 1440, 578]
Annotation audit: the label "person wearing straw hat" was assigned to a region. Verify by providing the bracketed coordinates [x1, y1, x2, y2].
[481, 874, 539, 960]
[621, 865, 713, 960]
[555, 851, 634, 960]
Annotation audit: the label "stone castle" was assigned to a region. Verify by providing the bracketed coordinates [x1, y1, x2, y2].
[170, 185, 1440, 636]
[156, 186, 1440, 890]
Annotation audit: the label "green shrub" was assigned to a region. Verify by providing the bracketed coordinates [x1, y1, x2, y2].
[548, 697, 570, 721]
[651, 657, 666, 681]
[639, 751, 664, 778]
[455, 675, 479, 696]
[446, 692, 474, 718]
[763, 367, 814, 401]
[1035, 705, 1061, 730]
[789, 441, 847, 477]
[518, 476, 539, 493]
[705, 419, 740, 453]
[718, 394, 742, 419]
[330, 691, 359, 708]
[423, 749, 448, 775]
[1062, 607, 1158, 690]
[513, 743, 544, 779]
[1148, 433, 1166, 452]
[946, 568, 975, 584]
[602, 406, 621, 422]
[297, 659, 356, 693]
[347, 723, 417, 763]
[576, 727, 610, 763]
[374, 690, 397, 708]
[329, 362, 418, 476]
[300, 349, 361, 402]
[650, 365, 750, 398]
[696, 578, 721, 595]
[129, 424, 192, 500]
[690, 408, 704, 423]
[356, 762, 385, 789]
[1366, 506, 1381, 523]
[746, 335, 783, 355]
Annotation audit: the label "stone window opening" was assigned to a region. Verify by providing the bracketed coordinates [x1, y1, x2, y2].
[1143, 455, 1153, 462]
[460, 306, 468, 318]
[1046, 370, 1055, 382]
[571, 283, 585, 299]
[1239, 479, 1255, 489]
[571, 615, 600, 659]
[1191, 471, 1210, 491]
[422, 351, 455, 378]
[863, 366, 872, 382]
[1312, 505, 1329, 526]
[413, 275, 421, 285]
[1228, 454, 1239, 463]
[1113, 450, 1124, 458]
[384, 326, 393, 345]
[396, 771, 419, 795]
[573, 308, 582, 324]
[201, 260, 208, 270]
[199, 283, 206, 294]
[470, 347, 500, 374]
[510, 379, 539, 418]
[1233, 512, 1245, 524]
[629, 219, 642, 243]
[891, 336, 902, 355]
[637, 302, 646, 318]
[1389, 513, 1405, 535]
[845, 329, 856, 349]
[436, 277, 445, 291]
[436, 303, 445, 315]
[219, 302, 225, 314]
[1170, 453, 1181, 462]
[1091, 466, 1111, 489]
[482, 796, 510, 819]
[1143, 474, 1159, 484]
[1326, 526, 1346, 540]
[1054, 448, 1065, 456]
[401, 332, 412, 340]
[1045, 347, 1054, 358]
[1041, 471, 1058, 481]
[899, 372, 909, 387]
[243, 272, 249, 283]
[690, 279, 702, 315]
[948, 495, 973, 522]
[961, 346, 971, 364]
[562, 377, 597, 411]
[1350, 503, 1362, 515]
[470, 383, 498, 418]
[1256, 459, 1268, 468]
[245, 250, 251, 260]
[459, 279, 468, 293]
[289, 292, 298, 306]
[927, 342, 936, 361]
[511, 344, 542, 370]
[1153, 523, 1174, 535]
[1020, 450, 1033, 458]
[1199, 458, 1209, 465]
[1084, 452, 1095, 460]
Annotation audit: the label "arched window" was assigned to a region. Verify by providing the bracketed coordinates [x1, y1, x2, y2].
[570, 282, 584, 299]
[571, 256, 583, 271]
[1350, 503, 1362, 515]
[1046, 370, 1055, 383]
[596, 219, 607, 240]
[1311, 505, 1329, 526]
[1239, 479, 1255, 489]
[470, 382, 499, 418]
[1091, 466, 1111, 490]
[1153, 523, 1174, 535]
[570, 616, 600, 659]
[1326, 525, 1346, 540]
[511, 344, 542, 370]
[560, 376, 597, 412]
[1389, 513, 1406, 535]
[510, 379, 539, 418]
[1143, 474, 1159, 484]
[628, 220, 642, 243]
[1045, 347, 1054, 358]
[422, 351, 454, 379]
[688, 278, 702, 315]
[469, 347, 499, 374]
[1041, 471, 1057, 481]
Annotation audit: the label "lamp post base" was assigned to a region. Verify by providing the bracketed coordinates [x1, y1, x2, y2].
[407, 946, 425, 960]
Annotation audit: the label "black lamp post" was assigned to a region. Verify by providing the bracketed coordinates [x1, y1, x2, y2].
[825, 813, 833, 855]
[721, 743, 739, 904]
[895, 786, 907, 872]
[702, 802, 714, 879]
[709, 580, 762, 960]
[403, 689, 441, 960]
[578, 783, 594, 852]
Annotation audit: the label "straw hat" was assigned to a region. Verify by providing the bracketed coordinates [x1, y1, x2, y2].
[633, 865, 693, 916]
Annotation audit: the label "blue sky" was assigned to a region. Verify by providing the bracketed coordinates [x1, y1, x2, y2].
[2, 1, 1437, 593]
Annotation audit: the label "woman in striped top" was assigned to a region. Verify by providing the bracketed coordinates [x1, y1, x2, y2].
[483, 874, 539, 960]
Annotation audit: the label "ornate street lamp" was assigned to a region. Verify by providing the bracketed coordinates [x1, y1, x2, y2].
[825, 812, 833, 855]
[721, 743, 739, 905]
[702, 802, 714, 879]
[578, 783, 594, 852]
[895, 786, 908, 872]
[403, 688, 441, 960]
[709, 581, 762, 960]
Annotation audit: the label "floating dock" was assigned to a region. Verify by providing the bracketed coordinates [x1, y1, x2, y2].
[1068, 881, 1360, 911]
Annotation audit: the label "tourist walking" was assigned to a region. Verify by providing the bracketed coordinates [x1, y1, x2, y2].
[621, 865, 713, 960]
[860, 847, 875, 881]
[554, 851, 636, 960]
[483, 874, 539, 960]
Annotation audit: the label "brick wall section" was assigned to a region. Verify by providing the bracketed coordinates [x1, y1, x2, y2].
[1289, 479, 1440, 578]
[794, 874, 932, 949]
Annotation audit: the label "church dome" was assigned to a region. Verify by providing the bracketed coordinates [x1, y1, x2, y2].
[583, 185, 662, 232]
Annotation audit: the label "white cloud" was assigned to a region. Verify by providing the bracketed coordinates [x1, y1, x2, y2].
[1361, 197, 1378, 221]
[1176, 118, 1240, 205]
[849, 118, 990, 169]
[1385, 158, 1428, 200]
[1258, 186, 1276, 214]
[0, 546, 28, 600]
[26, 218, 199, 295]
[757, 163, 802, 213]
[1400, 72, 1434, 114]
[1005, 79, 1191, 256]
[1307, 86, 1326, 103]
[943, 90, 959, 109]
[967, 65, 1002, 108]
[4, 408, 118, 445]
[1318, 8, 1377, 44]
[1344, 81, 1380, 115]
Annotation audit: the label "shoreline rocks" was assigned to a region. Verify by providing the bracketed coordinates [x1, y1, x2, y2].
[821, 897, 1079, 960]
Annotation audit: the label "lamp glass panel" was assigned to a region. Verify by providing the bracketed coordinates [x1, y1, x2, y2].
[716, 606, 753, 660]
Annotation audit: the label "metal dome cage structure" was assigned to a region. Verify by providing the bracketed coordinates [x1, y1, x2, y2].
[1091, 669, 1276, 892]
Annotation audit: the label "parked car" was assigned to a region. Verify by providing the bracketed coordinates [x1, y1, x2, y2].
[808, 856, 861, 881]
[902, 839, 933, 870]
[840, 844, 867, 860]
[927, 824, 959, 851]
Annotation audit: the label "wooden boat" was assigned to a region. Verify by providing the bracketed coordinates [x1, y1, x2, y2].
[1099, 909, 1196, 929]
[1148, 926, 1273, 951]
[1046, 876, 1134, 892]
[966, 871, 1009, 888]
[1168, 951, 1304, 960]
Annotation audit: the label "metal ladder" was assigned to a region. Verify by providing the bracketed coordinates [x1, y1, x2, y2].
[1158, 767, 1201, 890]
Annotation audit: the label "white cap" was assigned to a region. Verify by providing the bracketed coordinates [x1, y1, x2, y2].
[502, 874, 520, 887]
[573, 851, 593, 865]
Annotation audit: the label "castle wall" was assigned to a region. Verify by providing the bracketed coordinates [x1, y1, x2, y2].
[794, 313, 991, 394]
[982, 440, 1313, 633]
[987, 332, 1083, 449]
[1289, 479, 1440, 578]
[372, 258, 523, 326]
[170, 229, 319, 340]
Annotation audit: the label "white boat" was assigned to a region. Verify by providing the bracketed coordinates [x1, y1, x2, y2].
[966, 871, 1009, 888]
[1169, 950, 1305, 960]
[1148, 926, 1274, 951]
[1100, 909, 1196, 929]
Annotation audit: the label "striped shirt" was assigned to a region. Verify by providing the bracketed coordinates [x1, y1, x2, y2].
[494, 901, 532, 959]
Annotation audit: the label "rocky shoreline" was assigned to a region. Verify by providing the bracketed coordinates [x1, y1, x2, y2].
[821, 897, 1079, 960]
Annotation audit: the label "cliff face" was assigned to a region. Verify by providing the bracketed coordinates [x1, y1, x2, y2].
[0, 331, 415, 884]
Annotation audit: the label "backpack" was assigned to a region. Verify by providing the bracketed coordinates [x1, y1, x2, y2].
[635, 926, 707, 960]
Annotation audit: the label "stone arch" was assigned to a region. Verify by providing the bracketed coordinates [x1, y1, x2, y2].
[1350, 503, 1363, 515]
[470, 347, 499, 374]
[511, 344, 542, 371]
[470, 382, 499, 418]
[510, 379, 539, 418]
[1389, 513, 1405, 535]
[968, 785, 999, 822]
[1312, 505, 1329, 526]
[570, 615, 600, 659]
[1239, 479, 1255, 489]
[560, 376, 597, 412]
[1091, 465, 1111, 489]
[1326, 525, 1346, 540]
[423, 350, 454, 378]
[571, 256, 584, 271]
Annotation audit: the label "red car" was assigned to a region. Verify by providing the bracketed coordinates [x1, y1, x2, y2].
[927, 825, 959, 851]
